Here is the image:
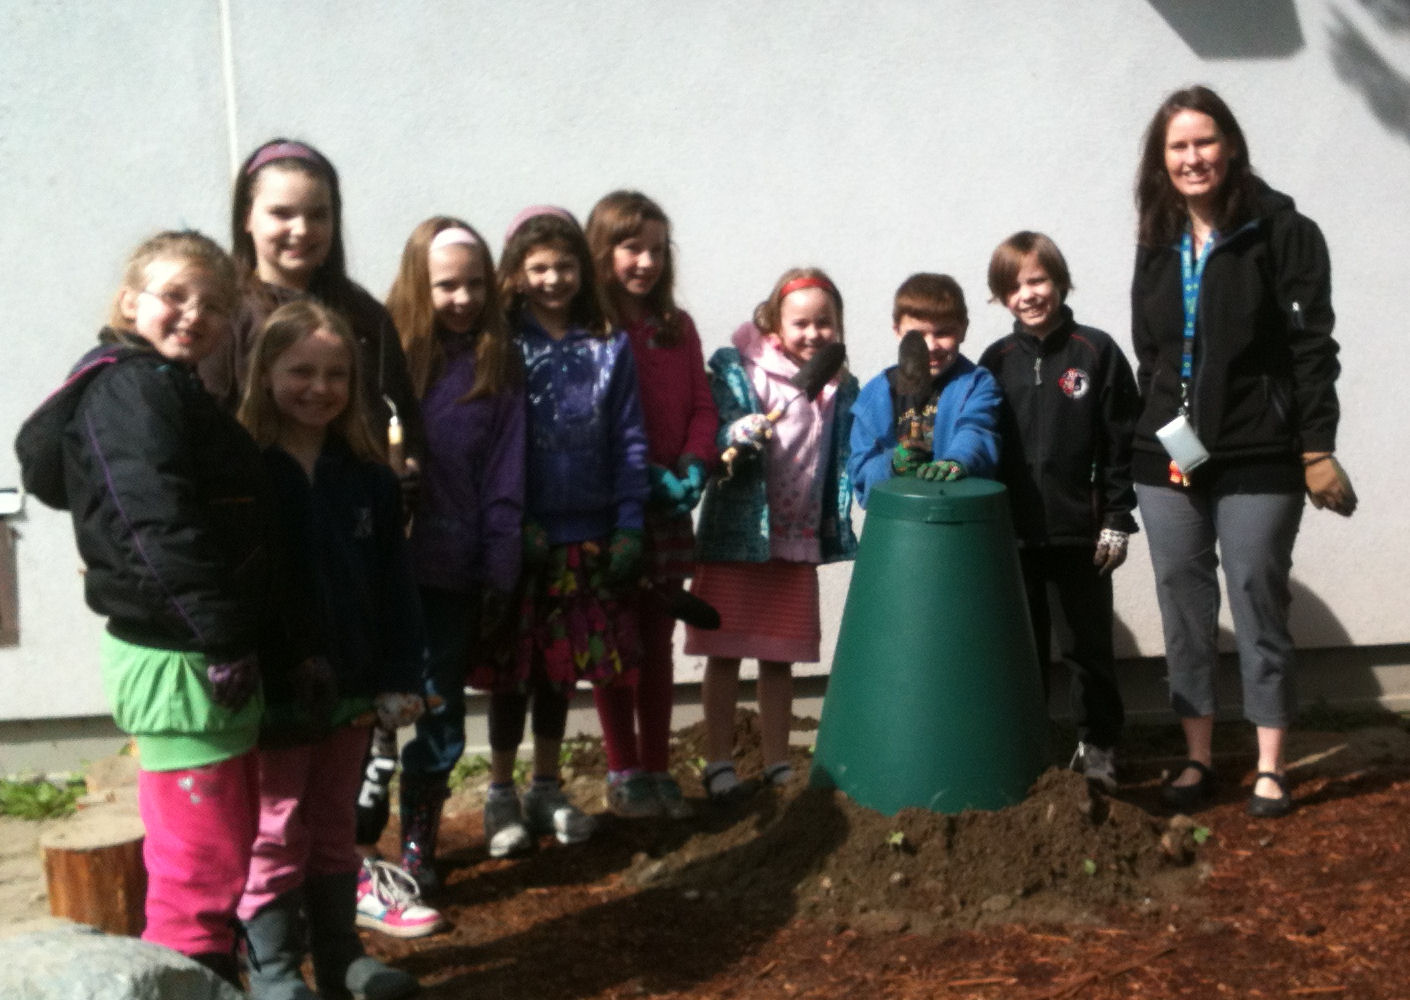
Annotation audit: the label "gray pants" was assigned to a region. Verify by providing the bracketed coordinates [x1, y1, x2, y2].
[1135, 485, 1303, 727]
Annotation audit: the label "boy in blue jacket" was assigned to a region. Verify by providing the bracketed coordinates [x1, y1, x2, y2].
[848, 273, 1001, 509]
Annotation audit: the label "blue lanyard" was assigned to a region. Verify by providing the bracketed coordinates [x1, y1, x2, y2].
[1178, 229, 1216, 412]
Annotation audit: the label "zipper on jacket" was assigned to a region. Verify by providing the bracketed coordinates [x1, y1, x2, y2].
[1291, 301, 1304, 330]
[1033, 356, 1042, 386]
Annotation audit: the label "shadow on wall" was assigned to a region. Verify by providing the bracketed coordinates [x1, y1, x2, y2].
[1146, 0, 1304, 58]
[1329, 7, 1410, 143]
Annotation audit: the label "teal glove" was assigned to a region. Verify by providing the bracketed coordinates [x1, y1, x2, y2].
[675, 455, 707, 516]
[917, 459, 966, 481]
[605, 528, 643, 586]
[892, 442, 929, 477]
[649, 464, 689, 507]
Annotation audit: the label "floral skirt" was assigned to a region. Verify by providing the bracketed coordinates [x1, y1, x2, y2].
[469, 538, 640, 695]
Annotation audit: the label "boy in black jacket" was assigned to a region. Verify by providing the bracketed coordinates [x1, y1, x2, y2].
[979, 232, 1140, 793]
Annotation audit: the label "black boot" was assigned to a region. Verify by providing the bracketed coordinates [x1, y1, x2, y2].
[189, 949, 242, 990]
[241, 889, 317, 1000]
[398, 771, 450, 894]
[305, 870, 418, 1000]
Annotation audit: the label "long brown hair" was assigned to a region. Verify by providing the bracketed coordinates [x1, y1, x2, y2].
[497, 211, 612, 338]
[237, 299, 382, 462]
[1135, 85, 1258, 247]
[585, 190, 682, 346]
[385, 216, 520, 401]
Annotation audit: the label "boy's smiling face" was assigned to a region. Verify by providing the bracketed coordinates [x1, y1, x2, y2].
[894, 314, 966, 376]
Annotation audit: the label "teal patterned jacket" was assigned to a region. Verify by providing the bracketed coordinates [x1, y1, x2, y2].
[694, 345, 859, 565]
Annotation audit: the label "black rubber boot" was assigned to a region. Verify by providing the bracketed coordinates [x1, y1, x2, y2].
[241, 889, 318, 1000]
[305, 870, 418, 1000]
[398, 771, 450, 894]
[189, 949, 242, 990]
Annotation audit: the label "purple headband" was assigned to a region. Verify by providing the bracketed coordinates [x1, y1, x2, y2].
[503, 205, 578, 244]
[245, 141, 323, 176]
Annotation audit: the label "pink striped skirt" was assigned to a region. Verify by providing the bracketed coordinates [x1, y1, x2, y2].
[684, 559, 820, 663]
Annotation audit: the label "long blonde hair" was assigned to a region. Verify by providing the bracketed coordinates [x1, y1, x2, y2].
[385, 216, 519, 401]
[238, 299, 383, 462]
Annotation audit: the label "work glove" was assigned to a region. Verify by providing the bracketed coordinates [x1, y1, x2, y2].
[1093, 528, 1130, 576]
[892, 442, 930, 477]
[604, 528, 643, 587]
[292, 654, 338, 724]
[522, 520, 550, 573]
[207, 653, 259, 712]
[725, 413, 773, 451]
[649, 464, 689, 508]
[916, 459, 966, 482]
[1303, 454, 1357, 517]
[676, 455, 707, 512]
[374, 692, 425, 731]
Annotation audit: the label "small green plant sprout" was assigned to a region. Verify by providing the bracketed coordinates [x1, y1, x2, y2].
[1192, 826, 1212, 845]
[448, 754, 491, 792]
[1082, 858, 1098, 876]
[806, 742, 816, 757]
[887, 830, 907, 851]
[0, 774, 86, 820]
[691, 756, 707, 772]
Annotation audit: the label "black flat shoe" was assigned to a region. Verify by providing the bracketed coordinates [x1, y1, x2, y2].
[1161, 759, 1215, 811]
[1247, 771, 1292, 818]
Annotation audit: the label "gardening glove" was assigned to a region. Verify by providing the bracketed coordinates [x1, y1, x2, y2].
[649, 464, 689, 508]
[892, 441, 930, 477]
[604, 528, 643, 587]
[207, 653, 259, 712]
[374, 692, 425, 731]
[293, 654, 338, 724]
[522, 520, 550, 573]
[676, 455, 707, 510]
[1303, 453, 1357, 517]
[1093, 528, 1130, 576]
[917, 459, 966, 482]
[725, 413, 773, 451]
[479, 585, 511, 641]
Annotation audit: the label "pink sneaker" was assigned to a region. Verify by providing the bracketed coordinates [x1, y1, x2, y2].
[355, 858, 448, 939]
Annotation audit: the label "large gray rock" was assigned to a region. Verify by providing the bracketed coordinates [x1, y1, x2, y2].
[0, 922, 242, 999]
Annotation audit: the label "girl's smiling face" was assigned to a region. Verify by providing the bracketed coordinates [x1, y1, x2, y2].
[610, 219, 668, 300]
[518, 243, 581, 330]
[120, 258, 230, 365]
[772, 287, 840, 366]
[265, 325, 351, 437]
[245, 166, 333, 290]
[429, 243, 488, 336]
[1004, 253, 1062, 336]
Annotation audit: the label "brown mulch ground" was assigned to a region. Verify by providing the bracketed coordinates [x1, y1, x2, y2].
[361, 710, 1410, 1000]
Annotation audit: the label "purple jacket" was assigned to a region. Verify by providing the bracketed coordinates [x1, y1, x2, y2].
[516, 312, 649, 545]
[409, 337, 526, 593]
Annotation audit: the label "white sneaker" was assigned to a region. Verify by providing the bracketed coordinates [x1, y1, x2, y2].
[1070, 741, 1118, 793]
[355, 858, 447, 939]
[523, 781, 596, 844]
[484, 789, 532, 858]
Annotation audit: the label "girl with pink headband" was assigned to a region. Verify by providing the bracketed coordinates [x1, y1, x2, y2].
[346, 217, 524, 929]
[686, 267, 859, 801]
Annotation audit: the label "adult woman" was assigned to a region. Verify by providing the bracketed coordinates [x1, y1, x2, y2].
[1131, 86, 1355, 818]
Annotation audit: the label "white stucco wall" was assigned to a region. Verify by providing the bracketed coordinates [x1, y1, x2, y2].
[2, 0, 1407, 722]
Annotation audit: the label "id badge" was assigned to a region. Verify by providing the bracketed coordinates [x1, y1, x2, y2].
[1156, 413, 1210, 474]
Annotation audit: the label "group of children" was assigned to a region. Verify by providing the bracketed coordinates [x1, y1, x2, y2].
[15, 133, 1140, 997]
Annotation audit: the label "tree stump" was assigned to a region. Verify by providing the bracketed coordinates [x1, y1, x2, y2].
[40, 812, 147, 936]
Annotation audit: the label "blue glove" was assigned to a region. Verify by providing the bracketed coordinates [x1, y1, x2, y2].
[207, 654, 259, 711]
[677, 456, 707, 512]
[649, 465, 689, 507]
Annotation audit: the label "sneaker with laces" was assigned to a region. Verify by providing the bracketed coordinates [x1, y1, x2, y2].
[606, 773, 662, 818]
[651, 772, 693, 819]
[523, 781, 596, 844]
[1070, 741, 1118, 793]
[484, 788, 533, 858]
[355, 858, 447, 939]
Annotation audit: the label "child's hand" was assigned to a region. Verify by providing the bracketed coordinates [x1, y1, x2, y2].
[207, 653, 259, 711]
[649, 465, 689, 507]
[676, 455, 707, 511]
[917, 459, 966, 482]
[293, 655, 338, 723]
[604, 528, 643, 587]
[1303, 453, 1357, 517]
[726, 414, 773, 451]
[892, 442, 929, 476]
[1093, 528, 1129, 575]
[374, 692, 425, 730]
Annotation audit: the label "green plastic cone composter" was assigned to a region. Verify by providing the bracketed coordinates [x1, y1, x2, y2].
[810, 476, 1047, 815]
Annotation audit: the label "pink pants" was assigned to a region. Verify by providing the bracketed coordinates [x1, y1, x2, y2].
[594, 597, 677, 774]
[138, 753, 260, 955]
[237, 724, 370, 920]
